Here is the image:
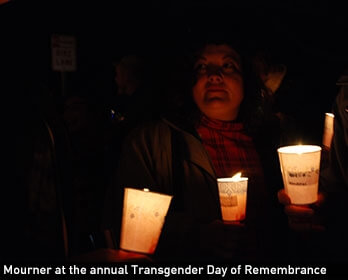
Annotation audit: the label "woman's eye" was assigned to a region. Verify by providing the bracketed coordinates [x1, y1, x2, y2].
[222, 62, 236, 73]
[195, 63, 207, 74]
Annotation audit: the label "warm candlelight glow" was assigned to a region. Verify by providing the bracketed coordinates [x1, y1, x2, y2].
[120, 188, 172, 254]
[231, 172, 241, 181]
[323, 113, 335, 149]
[278, 145, 321, 205]
[217, 174, 248, 222]
[218, 172, 248, 183]
[277, 145, 321, 155]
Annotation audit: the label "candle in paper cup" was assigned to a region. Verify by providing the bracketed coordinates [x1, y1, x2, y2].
[322, 113, 335, 149]
[120, 188, 172, 254]
[217, 173, 248, 222]
[277, 145, 321, 205]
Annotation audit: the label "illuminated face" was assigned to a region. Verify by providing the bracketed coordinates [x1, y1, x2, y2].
[192, 44, 244, 121]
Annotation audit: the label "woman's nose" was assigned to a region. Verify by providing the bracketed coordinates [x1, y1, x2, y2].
[208, 70, 223, 83]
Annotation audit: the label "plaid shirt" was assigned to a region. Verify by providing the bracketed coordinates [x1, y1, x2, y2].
[196, 115, 264, 182]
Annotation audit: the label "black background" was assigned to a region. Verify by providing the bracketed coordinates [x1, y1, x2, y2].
[2, 0, 348, 143]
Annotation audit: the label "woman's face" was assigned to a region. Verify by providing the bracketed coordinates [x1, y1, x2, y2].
[192, 44, 244, 121]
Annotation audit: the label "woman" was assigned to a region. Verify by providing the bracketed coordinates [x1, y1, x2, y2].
[104, 37, 288, 262]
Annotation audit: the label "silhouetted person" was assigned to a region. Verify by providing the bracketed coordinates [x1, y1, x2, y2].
[62, 92, 109, 256]
[3, 78, 69, 261]
[111, 54, 156, 133]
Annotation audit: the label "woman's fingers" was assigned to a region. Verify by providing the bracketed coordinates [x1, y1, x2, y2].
[278, 189, 291, 205]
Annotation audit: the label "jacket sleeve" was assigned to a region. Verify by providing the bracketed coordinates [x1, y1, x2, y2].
[116, 121, 173, 191]
[101, 121, 173, 246]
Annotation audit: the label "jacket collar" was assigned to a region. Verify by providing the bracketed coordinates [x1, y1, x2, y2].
[162, 117, 217, 179]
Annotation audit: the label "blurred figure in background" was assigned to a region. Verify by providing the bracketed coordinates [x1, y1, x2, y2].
[252, 50, 287, 97]
[62, 89, 109, 256]
[107, 54, 158, 168]
[112, 54, 156, 130]
[320, 68, 348, 191]
[4, 77, 70, 261]
[319, 68, 348, 261]
[252, 50, 299, 145]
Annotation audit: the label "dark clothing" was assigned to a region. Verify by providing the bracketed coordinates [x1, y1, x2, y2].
[111, 88, 157, 138]
[104, 115, 287, 262]
[108, 89, 158, 173]
[321, 73, 348, 191]
[5, 109, 67, 261]
[320, 70, 348, 261]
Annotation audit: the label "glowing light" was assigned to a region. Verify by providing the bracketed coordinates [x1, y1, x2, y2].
[120, 188, 172, 254]
[217, 174, 249, 222]
[277, 145, 321, 155]
[277, 145, 321, 205]
[231, 172, 242, 181]
[323, 113, 335, 149]
[217, 172, 247, 183]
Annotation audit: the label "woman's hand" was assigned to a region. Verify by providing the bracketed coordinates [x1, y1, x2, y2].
[277, 189, 326, 232]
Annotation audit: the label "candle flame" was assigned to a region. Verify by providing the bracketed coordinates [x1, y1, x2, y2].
[296, 144, 304, 154]
[231, 172, 242, 181]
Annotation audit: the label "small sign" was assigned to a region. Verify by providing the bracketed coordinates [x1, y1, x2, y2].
[51, 34, 76, 72]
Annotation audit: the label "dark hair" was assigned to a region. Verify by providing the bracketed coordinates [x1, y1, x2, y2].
[162, 35, 274, 137]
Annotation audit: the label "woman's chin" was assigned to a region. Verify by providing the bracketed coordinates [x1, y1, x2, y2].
[204, 109, 238, 121]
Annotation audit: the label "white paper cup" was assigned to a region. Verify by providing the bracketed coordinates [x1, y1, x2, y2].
[217, 177, 248, 221]
[120, 188, 172, 254]
[278, 145, 321, 205]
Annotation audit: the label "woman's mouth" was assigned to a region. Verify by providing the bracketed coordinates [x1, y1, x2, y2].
[205, 89, 228, 102]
